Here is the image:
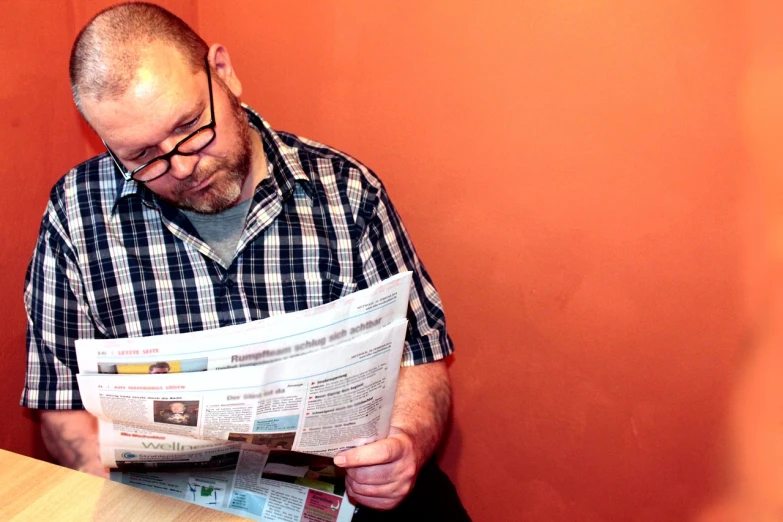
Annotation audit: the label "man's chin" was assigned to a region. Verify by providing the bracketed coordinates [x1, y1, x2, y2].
[163, 169, 240, 213]
[178, 184, 243, 214]
[179, 198, 236, 214]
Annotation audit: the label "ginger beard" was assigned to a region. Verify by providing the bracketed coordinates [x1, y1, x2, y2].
[165, 86, 253, 214]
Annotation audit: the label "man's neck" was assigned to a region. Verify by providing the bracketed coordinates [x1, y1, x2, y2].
[238, 129, 268, 203]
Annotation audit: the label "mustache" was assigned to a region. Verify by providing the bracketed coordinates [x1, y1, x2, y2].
[176, 163, 220, 193]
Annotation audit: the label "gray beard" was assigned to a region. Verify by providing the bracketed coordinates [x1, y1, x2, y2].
[172, 154, 250, 214]
[167, 95, 254, 214]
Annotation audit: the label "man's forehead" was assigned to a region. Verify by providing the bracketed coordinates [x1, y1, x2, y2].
[83, 50, 203, 148]
[125, 47, 195, 105]
[131, 66, 171, 100]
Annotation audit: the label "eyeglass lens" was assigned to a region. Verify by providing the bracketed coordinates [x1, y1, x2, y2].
[133, 127, 215, 181]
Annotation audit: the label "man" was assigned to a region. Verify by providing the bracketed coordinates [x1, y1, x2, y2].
[160, 401, 194, 425]
[148, 361, 171, 374]
[21, 2, 469, 519]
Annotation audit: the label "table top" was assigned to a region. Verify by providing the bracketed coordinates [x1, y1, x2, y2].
[0, 449, 248, 521]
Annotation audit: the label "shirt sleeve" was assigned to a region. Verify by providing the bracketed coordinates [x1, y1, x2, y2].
[353, 170, 454, 367]
[21, 201, 96, 410]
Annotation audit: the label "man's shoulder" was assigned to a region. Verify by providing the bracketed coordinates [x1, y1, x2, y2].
[275, 130, 385, 192]
[49, 153, 119, 202]
[245, 105, 385, 194]
[45, 153, 122, 225]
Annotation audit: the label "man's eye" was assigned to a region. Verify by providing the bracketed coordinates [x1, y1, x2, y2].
[184, 116, 200, 129]
[134, 150, 148, 161]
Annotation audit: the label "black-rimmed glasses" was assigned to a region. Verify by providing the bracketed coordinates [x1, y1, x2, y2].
[103, 56, 216, 183]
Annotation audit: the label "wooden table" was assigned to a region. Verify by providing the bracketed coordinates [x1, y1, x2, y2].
[0, 449, 249, 521]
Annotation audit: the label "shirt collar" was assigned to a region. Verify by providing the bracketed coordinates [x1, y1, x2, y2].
[111, 105, 312, 213]
[247, 106, 312, 201]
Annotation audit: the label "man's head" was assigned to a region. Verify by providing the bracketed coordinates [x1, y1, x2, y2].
[148, 361, 170, 374]
[70, 2, 259, 214]
[70, 2, 207, 113]
[169, 402, 186, 414]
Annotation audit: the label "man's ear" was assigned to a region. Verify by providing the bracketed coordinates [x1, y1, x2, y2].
[208, 43, 242, 98]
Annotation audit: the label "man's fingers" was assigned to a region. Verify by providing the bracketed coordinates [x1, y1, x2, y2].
[345, 458, 417, 486]
[334, 437, 404, 468]
[334, 433, 418, 509]
[345, 481, 405, 511]
[78, 465, 110, 479]
[346, 475, 413, 499]
[344, 460, 397, 485]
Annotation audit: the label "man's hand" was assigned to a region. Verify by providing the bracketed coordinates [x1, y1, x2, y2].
[40, 409, 109, 478]
[334, 360, 451, 510]
[335, 427, 421, 510]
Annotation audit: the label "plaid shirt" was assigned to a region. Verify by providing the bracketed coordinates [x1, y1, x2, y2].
[22, 107, 453, 410]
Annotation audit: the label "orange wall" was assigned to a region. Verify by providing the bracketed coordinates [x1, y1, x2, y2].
[0, 2, 759, 520]
[0, 2, 86, 459]
[714, 2, 783, 517]
[0, 0, 197, 459]
[202, 3, 745, 520]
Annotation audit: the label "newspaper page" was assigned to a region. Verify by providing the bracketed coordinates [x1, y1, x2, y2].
[81, 320, 408, 521]
[73, 274, 413, 522]
[75, 272, 412, 375]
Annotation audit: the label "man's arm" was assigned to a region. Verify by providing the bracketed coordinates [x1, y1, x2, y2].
[25, 201, 107, 477]
[333, 164, 455, 509]
[40, 410, 108, 478]
[389, 360, 452, 466]
[334, 360, 451, 510]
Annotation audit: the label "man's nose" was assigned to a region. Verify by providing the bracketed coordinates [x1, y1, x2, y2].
[167, 153, 199, 179]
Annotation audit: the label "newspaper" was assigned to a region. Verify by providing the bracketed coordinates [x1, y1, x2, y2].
[73, 272, 413, 522]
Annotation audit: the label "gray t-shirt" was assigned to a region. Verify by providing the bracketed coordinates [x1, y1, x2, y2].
[182, 199, 252, 268]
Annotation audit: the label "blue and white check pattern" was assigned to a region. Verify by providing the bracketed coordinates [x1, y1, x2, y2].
[22, 107, 453, 410]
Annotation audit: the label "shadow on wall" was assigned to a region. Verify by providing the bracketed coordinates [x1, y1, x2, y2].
[697, 299, 783, 521]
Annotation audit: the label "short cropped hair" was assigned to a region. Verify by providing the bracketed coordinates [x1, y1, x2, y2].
[69, 2, 208, 114]
[149, 361, 171, 372]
